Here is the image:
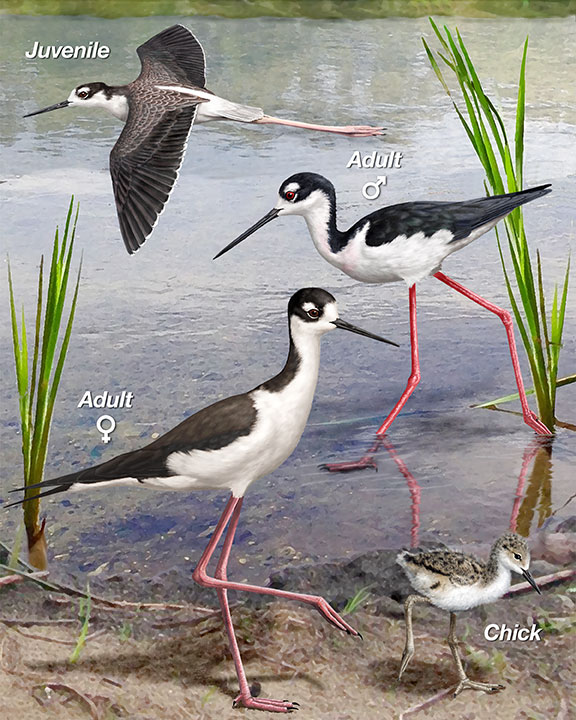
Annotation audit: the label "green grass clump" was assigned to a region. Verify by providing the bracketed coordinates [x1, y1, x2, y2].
[69, 585, 91, 663]
[7, 198, 82, 569]
[342, 585, 372, 615]
[423, 19, 571, 431]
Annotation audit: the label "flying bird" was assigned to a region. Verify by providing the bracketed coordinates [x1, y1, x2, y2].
[24, 26, 384, 254]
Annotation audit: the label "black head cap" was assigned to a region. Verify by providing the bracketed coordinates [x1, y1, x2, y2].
[279, 173, 336, 203]
[288, 287, 336, 323]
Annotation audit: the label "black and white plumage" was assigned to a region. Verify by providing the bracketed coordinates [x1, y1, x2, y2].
[24, 29, 384, 255]
[397, 533, 541, 697]
[215, 172, 552, 285]
[6, 288, 396, 713]
[7, 287, 395, 504]
[215, 173, 552, 446]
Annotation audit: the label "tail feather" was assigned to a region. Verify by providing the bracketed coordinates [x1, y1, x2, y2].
[453, 183, 552, 241]
[3, 484, 73, 509]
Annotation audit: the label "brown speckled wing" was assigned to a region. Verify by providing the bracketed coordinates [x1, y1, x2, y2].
[110, 99, 198, 253]
[406, 550, 486, 586]
[136, 24, 206, 88]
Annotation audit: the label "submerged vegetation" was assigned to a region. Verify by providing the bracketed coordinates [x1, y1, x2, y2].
[7, 198, 81, 569]
[423, 20, 572, 432]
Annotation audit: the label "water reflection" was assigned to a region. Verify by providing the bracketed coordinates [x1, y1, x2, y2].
[356, 432, 560, 549]
[380, 438, 421, 548]
[512, 438, 554, 537]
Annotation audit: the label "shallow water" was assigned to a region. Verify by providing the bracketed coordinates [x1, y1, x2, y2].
[0, 14, 574, 584]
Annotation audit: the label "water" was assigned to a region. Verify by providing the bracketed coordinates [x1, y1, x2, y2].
[0, 14, 574, 584]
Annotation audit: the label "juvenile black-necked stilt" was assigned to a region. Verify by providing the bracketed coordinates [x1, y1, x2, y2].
[397, 532, 541, 696]
[24, 27, 384, 255]
[215, 172, 553, 461]
[7, 288, 396, 714]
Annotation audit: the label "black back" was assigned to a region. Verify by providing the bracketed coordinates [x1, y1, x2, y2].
[23, 393, 258, 492]
[355, 185, 552, 248]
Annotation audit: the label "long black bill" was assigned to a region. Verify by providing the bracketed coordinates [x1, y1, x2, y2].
[332, 318, 398, 347]
[522, 568, 542, 595]
[24, 100, 70, 118]
[214, 208, 280, 259]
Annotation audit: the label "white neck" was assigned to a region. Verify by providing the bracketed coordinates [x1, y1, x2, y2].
[287, 323, 323, 413]
[481, 563, 512, 601]
[302, 200, 336, 265]
[105, 94, 129, 121]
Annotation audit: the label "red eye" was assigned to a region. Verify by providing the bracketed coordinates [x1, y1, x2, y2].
[78, 91, 88, 98]
[285, 191, 296, 201]
[307, 308, 320, 319]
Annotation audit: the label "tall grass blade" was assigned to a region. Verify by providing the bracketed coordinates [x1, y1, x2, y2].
[424, 19, 570, 432]
[7, 198, 82, 569]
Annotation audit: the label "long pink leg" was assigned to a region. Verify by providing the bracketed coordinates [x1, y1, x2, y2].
[321, 284, 420, 472]
[193, 518, 359, 636]
[254, 114, 384, 137]
[434, 271, 551, 436]
[212, 499, 299, 713]
[192, 496, 359, 711]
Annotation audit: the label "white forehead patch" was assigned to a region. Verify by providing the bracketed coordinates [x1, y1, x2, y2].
[322, 301, 338, 323]
[302, 301, 318, 312]
[284, 182, 300, 193]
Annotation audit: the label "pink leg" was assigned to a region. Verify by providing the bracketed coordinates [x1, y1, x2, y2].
[434, 271, 551, 436]
[376, 284, 421, 436]
[193, 528, 359, 637]
[192, 496, 359, 711]
[254, 114, 384, 137]
[321, 284, 420, 473]
[212, 500, 299, 713]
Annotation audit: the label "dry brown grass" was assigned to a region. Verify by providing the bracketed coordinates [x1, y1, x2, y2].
[0, 584, 574, 720]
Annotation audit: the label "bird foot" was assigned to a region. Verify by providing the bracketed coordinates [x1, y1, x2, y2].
[314, 597, 362, 637]
[233, 694, 299, 713]
[398, 647, 414, 680]
[523, 411, 552, 437]
[453, 678, 505, 697]
[338, 125, 385, 137]
[319, 455, 378, 473]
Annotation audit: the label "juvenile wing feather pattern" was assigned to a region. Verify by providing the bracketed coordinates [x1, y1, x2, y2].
[110, 102, 198, 253]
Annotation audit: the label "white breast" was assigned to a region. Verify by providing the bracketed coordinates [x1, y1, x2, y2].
[337, 227, 457, 285]
[162, 337, 320, 497]
[313, 221, 497, 286]
[432, 566, 512, 612]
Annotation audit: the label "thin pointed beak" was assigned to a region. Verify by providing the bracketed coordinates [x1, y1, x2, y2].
[332, 318, 398, 346]
[24, 100, 70, 118]
[522, 568, 541, 595]
[214, 208, 280, 260]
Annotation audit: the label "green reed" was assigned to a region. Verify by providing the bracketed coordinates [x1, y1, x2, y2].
[423, 19, 571, 431]
[7, 198, 82, 569]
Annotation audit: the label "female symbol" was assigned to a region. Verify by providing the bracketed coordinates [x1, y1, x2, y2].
[96, 414, 116, 443]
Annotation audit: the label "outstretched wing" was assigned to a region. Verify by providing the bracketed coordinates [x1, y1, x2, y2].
[110, 101, 197, 253]
[136, 25, 206, 88]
